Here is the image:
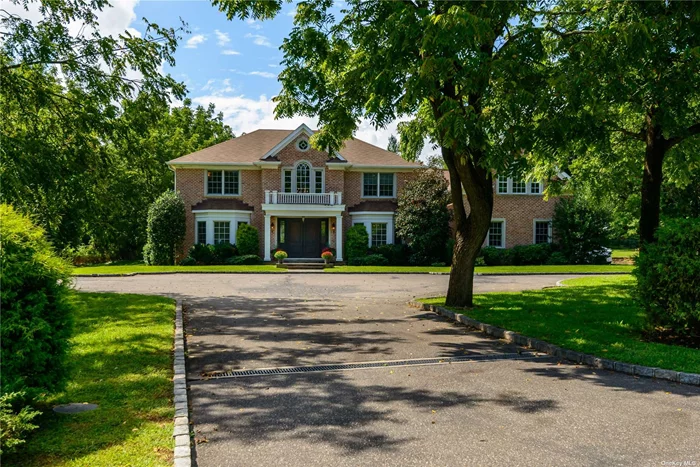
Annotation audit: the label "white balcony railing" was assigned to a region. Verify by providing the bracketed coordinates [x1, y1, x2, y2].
[264, 190, 343, 205]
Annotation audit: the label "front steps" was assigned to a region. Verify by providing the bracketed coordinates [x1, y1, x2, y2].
[274, 258, 337, 270]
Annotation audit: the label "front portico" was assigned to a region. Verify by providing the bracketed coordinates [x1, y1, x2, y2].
[262, 190, 345, 261]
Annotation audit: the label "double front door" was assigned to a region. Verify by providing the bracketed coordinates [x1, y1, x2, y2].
[279, 218, 328, 258]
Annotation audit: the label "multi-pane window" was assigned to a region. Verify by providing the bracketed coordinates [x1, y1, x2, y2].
[315, 170, 323, 193]
[534, 220, 551, 244]
[207, 170, 240, 195]
[371, 223, 388, 246]
[512, 180, 527, 194]
[283, 169, 293, 193]
[488, 221, 505, 248]
[363, 172, 394, 197]
[363, 173, 378, 197]
[379, 173, 394, 197]
[496, 176, 542, 195]
[213, 221, 230, 244]
[296, 162, 310, 193]
[196, 221, 207, 244]
[498, 176, 508, 194]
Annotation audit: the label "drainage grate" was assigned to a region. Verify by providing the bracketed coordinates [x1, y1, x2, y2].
[198, 352, 551, 380]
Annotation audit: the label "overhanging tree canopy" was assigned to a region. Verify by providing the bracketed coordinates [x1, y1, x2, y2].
[213, 0, 548, 306]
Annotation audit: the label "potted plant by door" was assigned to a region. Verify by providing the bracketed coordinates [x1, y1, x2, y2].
[274, 249, 288, 265]
[321, 248, 334, 265]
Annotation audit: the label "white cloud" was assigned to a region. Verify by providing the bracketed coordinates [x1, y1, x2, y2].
[286, 7, 297, 17]
[191, 93, 430, 159]
[221, 49, 241, 56]
[185, 34, 207, 49]
[214, 29, 230, 46]
[268, 63, 280, 68]
[245, 33, 273, 48]
[245, 18, 262, 30]
[248, 71, 277, 79]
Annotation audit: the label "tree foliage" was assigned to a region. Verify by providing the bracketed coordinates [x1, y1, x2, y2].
[386, 134, 399, 154]
[395, 166, 451, 265]
[214, 0, 549, 306]
[143, 191, 186, 265]
[536, 1, 700, 246]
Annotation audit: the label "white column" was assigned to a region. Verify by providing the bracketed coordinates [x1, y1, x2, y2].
[335, 214, 343, 261]
[206, 219, 214, 245]
[264, 214, 271, 261]
[337, 192, 342, 204]
[265, 190, 270, 204]
[272, 190, 278, 204]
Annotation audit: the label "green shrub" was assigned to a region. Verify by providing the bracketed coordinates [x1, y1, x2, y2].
[179, 256, 196, 266]
[188, 243, 214, 264]
[61, 243, 108, 266]
[552, 197, 611, 264]
[510, 244, 553, 265]
[212, 242, 238, 263]
[346, 224, 369, 262]
[0, 392, 40, 455]
[0, 204, 73, 398]
[395, 166, 451, 265]
[225, 254, 263, 265]
[143, 191, 186, 265]
[236, 224, 259, 256]
[481, 246, 513, 266]
[348, 254, 389, 266]
[634, 217, 700, 338]
[546, 252, 568, 265]
[368, 244, 411, 266]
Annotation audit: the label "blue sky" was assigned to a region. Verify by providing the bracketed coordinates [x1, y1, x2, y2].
[129, 0, 412, 152]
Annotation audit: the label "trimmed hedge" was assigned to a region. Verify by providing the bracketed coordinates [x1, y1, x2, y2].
[236, 224, 259, 256]
[634, 217, 700, 338]
[368, 244, 411, 266]
[345, 224, 369, 262]
[143, 191, 186, 265]
[225, 254, 263, 265]
[348, 254, 390, 266]
[0, 204, 73, 452]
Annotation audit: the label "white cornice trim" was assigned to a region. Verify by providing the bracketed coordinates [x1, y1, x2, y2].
[254, 161, 282, 168]
[261, 123, 314, 160]
[346, 164, 422, 172]
[261, 204, 346, 216]
[192, 210, 254, 214]
[168, 162, 260, 170]
[348, 211, 395, 216]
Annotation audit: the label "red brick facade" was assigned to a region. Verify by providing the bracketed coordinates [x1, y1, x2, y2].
[175, 132, 557, 259]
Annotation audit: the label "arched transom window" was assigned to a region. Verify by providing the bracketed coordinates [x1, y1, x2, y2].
[282, 161, 324, 193]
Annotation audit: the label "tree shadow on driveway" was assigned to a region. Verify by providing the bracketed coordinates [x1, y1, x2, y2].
[189, 370, 560, 456]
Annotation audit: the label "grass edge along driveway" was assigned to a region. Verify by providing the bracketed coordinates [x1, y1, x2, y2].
[420, 276, 699, 374]
[72, 263, 634, 275]
[4, 293, 176, 467]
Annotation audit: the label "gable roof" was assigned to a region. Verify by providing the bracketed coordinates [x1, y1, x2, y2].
[167, 125, 422, 168]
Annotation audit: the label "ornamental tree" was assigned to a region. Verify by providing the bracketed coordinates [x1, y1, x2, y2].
[395, 164, 451, 265]
[143, 191, 186, 265]
[213, 0, 547, 306]
[538, 1, 700, 247]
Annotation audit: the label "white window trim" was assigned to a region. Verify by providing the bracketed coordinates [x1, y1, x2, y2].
[496, 176, 543, 195]
[486, 218, 506, 249]
[533, 218, 553, 244]
[281, 160, 325, 194]
[192, 210, 252, 245]
[204, 169, 241, 197]
[349, 212, 395, 246]
[296, 138, 310, 152]
[361, 172, 396, 199]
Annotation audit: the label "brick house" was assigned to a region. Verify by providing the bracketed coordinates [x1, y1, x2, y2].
[168, 123, 556, 261]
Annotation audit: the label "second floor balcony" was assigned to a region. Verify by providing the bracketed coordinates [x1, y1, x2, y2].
[264, 190, 344, 206]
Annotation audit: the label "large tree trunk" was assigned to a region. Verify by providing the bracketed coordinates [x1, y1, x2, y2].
[444, 148, 494, 307]
[639, 118, 667, 247]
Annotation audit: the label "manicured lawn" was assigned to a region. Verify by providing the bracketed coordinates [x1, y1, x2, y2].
[4, 293, 176, 467]
[420, 276, 699, 374]
[611, 249, 638, 258]
[328, 265, 634, 274]
[73, 263, 281, 275]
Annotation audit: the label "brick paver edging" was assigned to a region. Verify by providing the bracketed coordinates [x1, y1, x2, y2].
[173, 301, 192, 467]
[408, 300, 700, 386]
[74, 271, 631, 277]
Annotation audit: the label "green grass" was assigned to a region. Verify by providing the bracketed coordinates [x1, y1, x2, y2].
[5, 293, 176, 467]
[328, 264, 634, 274]
[73, 263, 281, 275]
[420, 276, 699, 374]
[611, 249, 638, 258]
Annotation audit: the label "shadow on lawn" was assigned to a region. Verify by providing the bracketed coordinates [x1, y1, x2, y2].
[189, 370, 559, 455]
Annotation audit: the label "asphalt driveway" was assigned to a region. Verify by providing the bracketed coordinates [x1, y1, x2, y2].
[76, 273, 700, 466]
